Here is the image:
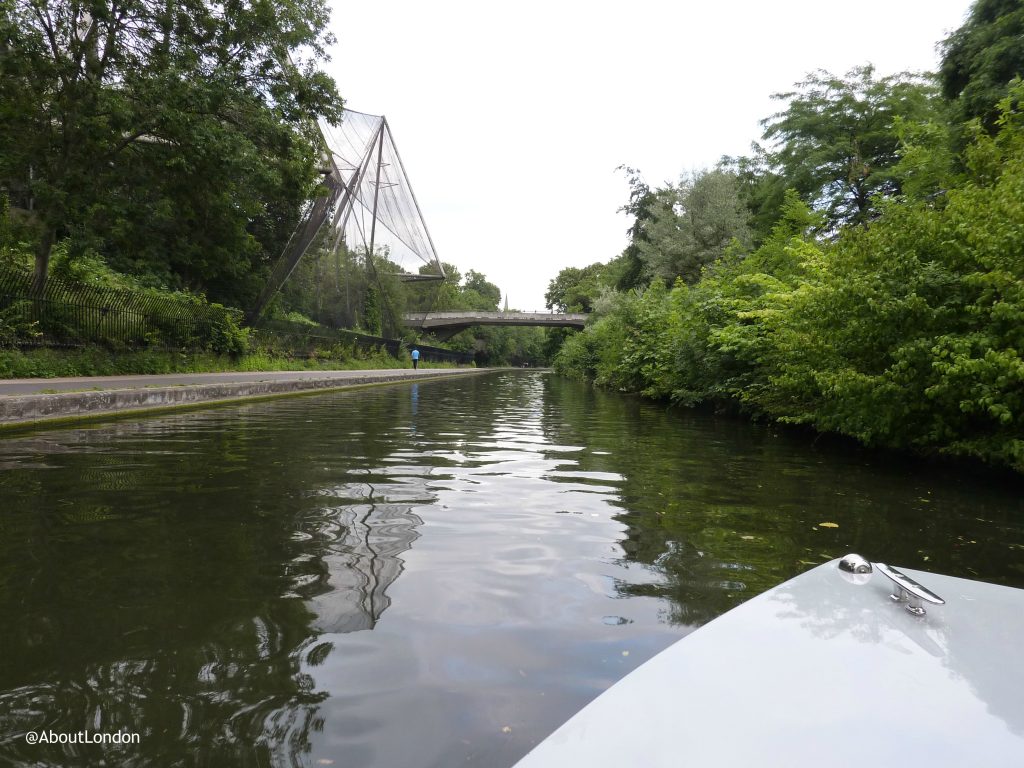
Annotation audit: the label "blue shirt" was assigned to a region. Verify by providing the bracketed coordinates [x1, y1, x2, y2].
[411, 349, 420, 360]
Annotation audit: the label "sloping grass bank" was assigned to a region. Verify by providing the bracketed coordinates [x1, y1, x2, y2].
[0, 346, 459, 379]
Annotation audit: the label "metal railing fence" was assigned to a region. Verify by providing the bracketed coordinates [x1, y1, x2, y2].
[0, 267, 242, 350]
[0, 266, 475, 363]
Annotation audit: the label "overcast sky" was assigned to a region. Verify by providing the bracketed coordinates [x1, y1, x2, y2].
[325, 0, 974, 311]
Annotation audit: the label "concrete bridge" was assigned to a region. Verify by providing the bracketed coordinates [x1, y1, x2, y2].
[403, 311, 588, 337]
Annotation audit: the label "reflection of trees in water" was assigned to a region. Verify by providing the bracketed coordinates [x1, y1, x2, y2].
[0, 389, 431, 766]
[539, 376, 1024, 628]
[0, 615, 327, 767]
[2, 372, 1019, 762]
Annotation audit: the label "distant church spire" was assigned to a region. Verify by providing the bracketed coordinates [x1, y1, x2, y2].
[503, 293, 509, 312]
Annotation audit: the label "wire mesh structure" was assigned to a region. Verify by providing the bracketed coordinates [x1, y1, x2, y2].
[320, 111, 443, 280]
[0, 267, 242, 350]
[245, 110, 445, 327]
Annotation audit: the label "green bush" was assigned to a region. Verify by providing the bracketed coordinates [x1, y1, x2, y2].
[205, 305, 250, 356]
[0, 301, 42, 348]
[754, 96, 1024, 469]
[555, 89, 1024, 472]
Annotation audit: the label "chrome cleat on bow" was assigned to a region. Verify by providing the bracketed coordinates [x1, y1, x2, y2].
[838, 553, 945, 616]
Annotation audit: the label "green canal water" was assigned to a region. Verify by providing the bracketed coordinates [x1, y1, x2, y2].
[0, 371, 1021, 767]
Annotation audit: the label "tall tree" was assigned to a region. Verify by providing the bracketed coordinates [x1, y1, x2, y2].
[462, 269, 501, 309]
[940, 0, 1024, 129]
[635, 169, 751, 285]
[545, 262, 605, 313]
[719, 146, 789, 247]
[610, 166, 656, 291]
[0, 0, 340, 294]
[761, 65, 938, 231]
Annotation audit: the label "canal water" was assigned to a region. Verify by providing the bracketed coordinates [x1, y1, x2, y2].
[0, 371, 1021, 767]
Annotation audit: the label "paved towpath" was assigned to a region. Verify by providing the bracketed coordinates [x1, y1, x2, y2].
[0, 368, 491, 427]
[0, 368, 458, 396]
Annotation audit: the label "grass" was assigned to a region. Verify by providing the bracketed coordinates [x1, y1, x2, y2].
[0, 346, 464, 380]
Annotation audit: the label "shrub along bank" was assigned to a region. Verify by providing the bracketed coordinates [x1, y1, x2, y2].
[556, 94, 1024, 473]
[0, 246, 471, 378]
[0, 344, 434, 380]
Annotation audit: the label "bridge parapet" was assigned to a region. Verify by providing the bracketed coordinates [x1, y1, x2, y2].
[403, 310, 588, 331]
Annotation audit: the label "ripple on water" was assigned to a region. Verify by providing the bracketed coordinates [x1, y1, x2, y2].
[0, 372, 1021, 768]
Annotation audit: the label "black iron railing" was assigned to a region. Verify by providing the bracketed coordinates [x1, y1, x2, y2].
[0, 267, 475, 363]
[0, 267, 243, 350]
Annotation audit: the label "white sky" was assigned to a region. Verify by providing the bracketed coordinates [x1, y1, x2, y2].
[325, 0, 973, 311]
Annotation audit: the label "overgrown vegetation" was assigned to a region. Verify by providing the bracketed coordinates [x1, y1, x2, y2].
[0, 0, 339, 301]
[0, 342, 450, 379]
[553, 2, 1024, 473]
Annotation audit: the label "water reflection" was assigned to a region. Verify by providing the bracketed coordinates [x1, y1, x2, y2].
[308, 496, 423, 634]
[537, 375, 1024, 625]
[0, 391, 434, 765]
[0, 372, 1021, 767]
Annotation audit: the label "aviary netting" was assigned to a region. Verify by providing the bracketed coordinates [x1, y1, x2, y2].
[245, 110, 445, 333]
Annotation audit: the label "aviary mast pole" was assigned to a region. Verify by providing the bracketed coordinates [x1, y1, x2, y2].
[366, 119, 387, 268]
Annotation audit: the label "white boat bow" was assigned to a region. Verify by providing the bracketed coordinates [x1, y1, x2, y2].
[513, 556, 1024, 767]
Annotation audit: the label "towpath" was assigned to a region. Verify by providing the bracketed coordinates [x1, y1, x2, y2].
[0, 368, 467, 396]
[0, 368, 489, 428]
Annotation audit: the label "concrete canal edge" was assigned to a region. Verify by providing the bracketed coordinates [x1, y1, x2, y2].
[0, 369, 492, 431]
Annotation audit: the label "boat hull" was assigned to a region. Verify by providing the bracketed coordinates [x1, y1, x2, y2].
[513, 560, 1024, 767]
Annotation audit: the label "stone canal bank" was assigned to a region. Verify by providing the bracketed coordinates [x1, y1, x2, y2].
[0, 368, 490, 428]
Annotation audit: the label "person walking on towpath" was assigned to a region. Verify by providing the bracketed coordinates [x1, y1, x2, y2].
[411, 348, 420, 370]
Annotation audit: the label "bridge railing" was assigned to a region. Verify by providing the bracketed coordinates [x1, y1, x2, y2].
[406, 310, 585, 317]
[403, 310, 589, 325]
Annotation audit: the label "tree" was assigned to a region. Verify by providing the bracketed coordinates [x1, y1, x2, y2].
[362, 285, 382, 335]
[545, 263, 605, 313]
[0, 0, 340, 294]
[462, 269, 501, 309]
[719, 146, 789, 246]
[404, 261, 462, 312]
[610, 166, 657, 291]
[551, 84, 1024, 472]
[760, 65, 939, 230]
[940, 0, 1024, 129]
[635, 169, 751, 285]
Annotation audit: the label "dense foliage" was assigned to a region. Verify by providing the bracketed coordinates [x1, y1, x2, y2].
[940, 0, 1024, 129]
[0, 342, 412, 379]
[760, 66, 940, 231]
[0, 0, 339, 306]
[0, 0, 543, 367]
[554, 3, 1024, 473]
[634, 170, 752, 285]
